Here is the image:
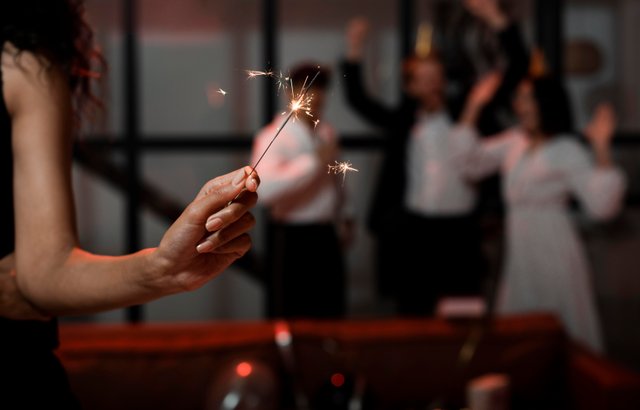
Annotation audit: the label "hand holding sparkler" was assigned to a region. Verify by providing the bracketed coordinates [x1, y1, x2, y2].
[145, 166, 259, 298]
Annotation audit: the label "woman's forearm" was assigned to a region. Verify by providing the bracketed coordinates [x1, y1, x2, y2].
[16, 247, 170, 316]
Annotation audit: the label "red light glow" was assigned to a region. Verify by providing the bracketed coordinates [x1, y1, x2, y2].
[331, 373, 345, 388]
[236, 362, 253, 378]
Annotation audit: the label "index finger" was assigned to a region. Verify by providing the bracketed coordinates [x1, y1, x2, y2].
[196, 166, 259, 201]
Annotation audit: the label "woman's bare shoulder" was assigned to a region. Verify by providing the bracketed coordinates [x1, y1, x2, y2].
[2, 42, 68, 114]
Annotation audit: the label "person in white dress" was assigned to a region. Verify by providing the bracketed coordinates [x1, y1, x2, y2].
[454, 73, 627, 352]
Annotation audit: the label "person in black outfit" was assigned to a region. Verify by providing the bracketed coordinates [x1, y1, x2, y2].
[1, 1, 260, 408]
[341, 0, 529, 316]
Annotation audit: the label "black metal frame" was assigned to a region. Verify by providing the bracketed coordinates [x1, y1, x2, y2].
[77, 0, 638, 323]
[535, 0, 564, 77]
[123, 0, 142, 323]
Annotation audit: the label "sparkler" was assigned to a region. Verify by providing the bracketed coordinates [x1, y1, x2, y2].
[327, 160, 359, 185]
[227, 68, 321, 207]
[227, 70, 320, 206]
[247, 69, 321, 178]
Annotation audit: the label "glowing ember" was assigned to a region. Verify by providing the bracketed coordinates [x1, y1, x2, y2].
[245, 69, 273, 79]
[246, 69, 290, 95]
[328, 160, 358, 185]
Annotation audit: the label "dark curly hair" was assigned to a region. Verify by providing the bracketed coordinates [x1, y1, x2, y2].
[1, 0, 106, 124]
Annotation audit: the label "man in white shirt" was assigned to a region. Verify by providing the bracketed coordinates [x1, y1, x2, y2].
[341, 0, 529, 316]
[251, 63, 354, 319]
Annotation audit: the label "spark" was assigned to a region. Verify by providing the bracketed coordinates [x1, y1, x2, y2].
[328, 160, 359, 185]
[274, 71, 291, 95]
[246, 69, 273, 79]
[313, 119, 321, 129]
[246, 69, 290, 95]
[217, 88, 227, 96]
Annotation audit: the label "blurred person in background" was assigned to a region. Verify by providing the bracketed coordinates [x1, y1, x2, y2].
[251, 62, 355, 319]
[457, 69, 626, 353]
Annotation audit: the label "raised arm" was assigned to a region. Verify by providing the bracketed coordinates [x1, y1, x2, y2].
[566, 103, 627, 220]
[5, 47, 259, 316]
[341, 17, 405, 129]
[451, 71, 518, 181]
[464, 0, 530, 133]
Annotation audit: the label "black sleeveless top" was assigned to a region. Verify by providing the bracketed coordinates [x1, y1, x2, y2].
[1, 42, 58, 350]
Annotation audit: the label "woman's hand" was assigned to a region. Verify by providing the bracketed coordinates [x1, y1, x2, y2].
[144, 166, 260, 293]
[585, 103, 617, 168]
[585, 102, 617, 148]
[0, 254, 50, 321]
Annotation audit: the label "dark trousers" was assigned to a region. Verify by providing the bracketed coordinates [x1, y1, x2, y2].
[266, 222, 346, 319]
[384, 211, 488, 317]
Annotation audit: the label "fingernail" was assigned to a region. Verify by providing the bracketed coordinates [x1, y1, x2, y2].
[248, 177, 258, 191]
[206, 217, 223, 232]
[233, 169, 247, 187]
[196, 241, 213, 254]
